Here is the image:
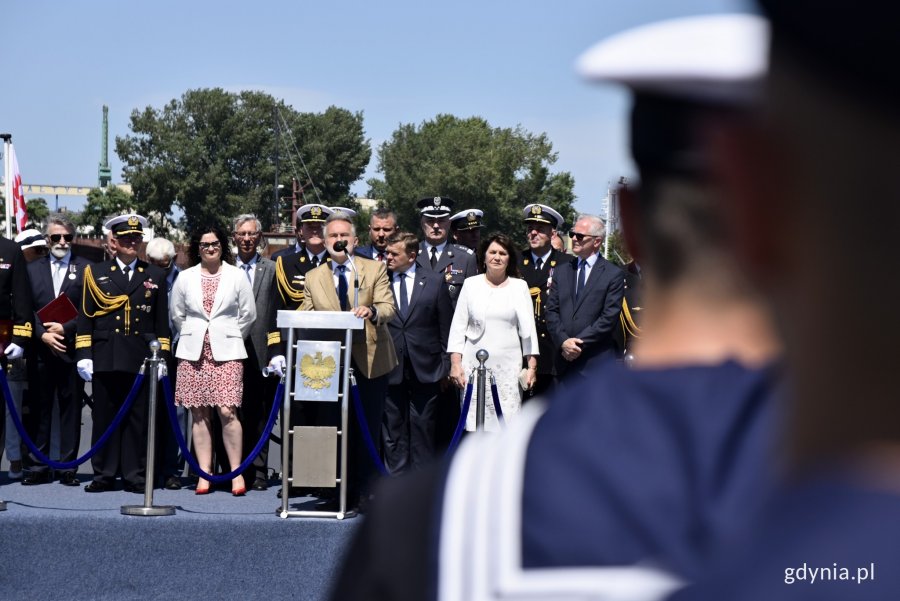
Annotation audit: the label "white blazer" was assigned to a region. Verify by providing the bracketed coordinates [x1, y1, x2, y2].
[170, 263, 256, 362]
[447, 275, 539, 356]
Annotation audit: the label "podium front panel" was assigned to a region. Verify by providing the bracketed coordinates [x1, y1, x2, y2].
[292, 340, 342, 401]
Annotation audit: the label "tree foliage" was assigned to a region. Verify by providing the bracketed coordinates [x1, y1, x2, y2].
[79, 187, 135, 234]
[25, 197, 49, 226]
[367, 114, 576, 242]
[115, 88, 370, 233]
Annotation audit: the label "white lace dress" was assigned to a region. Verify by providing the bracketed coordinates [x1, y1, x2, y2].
[448, 275, 539, 431]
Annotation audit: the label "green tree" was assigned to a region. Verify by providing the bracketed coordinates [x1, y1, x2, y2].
[79, 187, 135, 234]
[368, 114, 576, 241]
[115, 88, 370, 233]
[25, 197, 50, 226]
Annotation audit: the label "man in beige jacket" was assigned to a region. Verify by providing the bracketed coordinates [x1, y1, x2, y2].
[301, 212, 397, 509]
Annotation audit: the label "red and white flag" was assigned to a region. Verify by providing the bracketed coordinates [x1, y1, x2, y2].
[9, 144, 27, 232]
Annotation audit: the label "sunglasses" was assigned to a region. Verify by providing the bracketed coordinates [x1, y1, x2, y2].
[569, 231, 594, 242]
[49, 234, 74, 243]
[199, 241, 221, 250]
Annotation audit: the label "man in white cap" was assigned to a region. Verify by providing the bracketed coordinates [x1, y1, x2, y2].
[1, 230, 40, 479]
[329, 13, 781, 601]
[519, 203, 569, 397]
[76, 213, 171, 493]
[449, 208, 483, 253]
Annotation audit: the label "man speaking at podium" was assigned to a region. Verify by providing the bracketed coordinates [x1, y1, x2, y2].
[300, 211, 397, 510]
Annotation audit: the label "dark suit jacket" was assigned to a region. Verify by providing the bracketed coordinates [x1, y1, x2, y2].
[244, 256, 278, 368]
[415, 242, 478, 306]
[271, 242, 302, 262]
[520, 248, 570, 376]
[75, 259, 171, 373]
[386, 268, 453, 386]
[0, 237, 33, 349]
[27, 254, 92, 363]
[545, 254, 625, 377]
[354, 244, 387, 262]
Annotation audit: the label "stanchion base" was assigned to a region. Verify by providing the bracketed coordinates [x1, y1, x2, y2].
[275, 507, 357, 520]
[0, 500, 7, 512]
[121, 505, 176, 517]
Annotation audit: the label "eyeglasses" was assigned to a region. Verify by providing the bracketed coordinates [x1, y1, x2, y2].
[233, 231, 260, 238]
[48, 234, 74, 243]
[569, 231, 595, 242]
[199, 242, 221, 250]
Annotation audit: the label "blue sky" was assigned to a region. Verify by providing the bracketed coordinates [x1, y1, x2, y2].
[4, 0, 751, 217]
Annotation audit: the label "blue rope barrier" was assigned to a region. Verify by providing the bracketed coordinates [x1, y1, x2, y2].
[160, 375, 283, 484]
[348, 374, 389, 477]
[446, 376, 475, 454]
[0, 366, 145, 471]
[489, 371, 505, 426]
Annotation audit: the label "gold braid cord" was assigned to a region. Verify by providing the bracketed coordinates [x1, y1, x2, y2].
[82, 265, 131, 334]
[275, 256, 304, 306]
[529, 287, 542, 317]
[620, 297, 642, 339]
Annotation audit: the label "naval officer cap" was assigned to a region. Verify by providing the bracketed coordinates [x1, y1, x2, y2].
[329, 206, 358, 219]
[104, 213, 148, 237]
[523, 204, 563, 229]
[15, 228, 47, 250]
[577, 14, 769, 178]
[417, 196, 455, 218]
[450, 209, 484, 231]
[758, 0, 900, 105]
[296, 204, 332, 224]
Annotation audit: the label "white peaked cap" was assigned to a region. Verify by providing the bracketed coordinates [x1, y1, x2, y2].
[576, 14, 770, 105]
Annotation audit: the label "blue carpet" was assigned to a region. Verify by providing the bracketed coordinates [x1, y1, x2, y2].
[0, 475, 360, 601]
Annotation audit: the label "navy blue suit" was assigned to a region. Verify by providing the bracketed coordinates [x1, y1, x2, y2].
[354, 244, 386, 263]
[382, 268, 452, 473]
[545, 254, 625, 379]
[24, 254, 92, 476]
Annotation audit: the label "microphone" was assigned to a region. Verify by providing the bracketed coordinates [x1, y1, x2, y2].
[332, 240, 359, 308]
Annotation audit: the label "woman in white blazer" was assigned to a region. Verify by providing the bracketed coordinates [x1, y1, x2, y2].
[170, 225, 256, 495]
[448, 233, 538, 431]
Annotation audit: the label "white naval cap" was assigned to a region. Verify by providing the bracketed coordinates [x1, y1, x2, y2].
[576, 14, 769, 105]
[15, 228, 47, 250]
[330, 206, 358, 219]
[104, 213, 149, 236]
[450, 209, 484, 230]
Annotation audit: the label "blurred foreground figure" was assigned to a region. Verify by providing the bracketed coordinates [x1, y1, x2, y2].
[329, 14, 781, 601]
[672, 2, 900, 599]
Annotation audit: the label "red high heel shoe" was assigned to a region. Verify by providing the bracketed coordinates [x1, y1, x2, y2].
[195, 480, 211, 495]
[231, 486, 246, 497]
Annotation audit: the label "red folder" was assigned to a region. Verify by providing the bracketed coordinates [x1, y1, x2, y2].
[37, 294, 78, 325]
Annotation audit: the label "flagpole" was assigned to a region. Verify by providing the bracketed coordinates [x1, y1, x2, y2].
[1, 134, 10, 239]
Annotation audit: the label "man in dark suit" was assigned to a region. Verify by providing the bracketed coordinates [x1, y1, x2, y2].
[355, 207, 397, 264]
[382, 232, 452, 474]
[75, 214, 171, 493]
[545, 214, 624, 381]
[519, 203, 570, 398]
[449, 208, 483, 252]
[414, 197, 478, 307]
[233, 214, 281, 491]
[273, 204, 333, 313]
[21, 216, 92, 486]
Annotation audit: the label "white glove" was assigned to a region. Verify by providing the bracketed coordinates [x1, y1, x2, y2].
[266, 355, 286, 378]
[157, 361, 168, 381]
[4, 343, 24, 361]
[77, 359, 94, 382]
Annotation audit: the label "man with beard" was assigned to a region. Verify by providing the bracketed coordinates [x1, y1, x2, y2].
[22, 216, 92, 486]
[355, 208, 397, 264]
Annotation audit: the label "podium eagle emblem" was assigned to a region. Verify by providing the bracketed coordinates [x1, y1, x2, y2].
[300, 351, 337, 390]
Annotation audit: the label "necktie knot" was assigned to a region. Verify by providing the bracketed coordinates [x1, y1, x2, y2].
[535, 257, 543, 270]
[123, 265, 131, 273]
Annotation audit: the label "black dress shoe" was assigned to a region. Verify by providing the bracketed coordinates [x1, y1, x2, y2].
[124, 482, 146, 493]
[251, 478, 268, 491]
[84, 481, 111, 493]
[21, 471, 52, 485]
[164, 476, 182, 490]
[59, 472, 80, 487]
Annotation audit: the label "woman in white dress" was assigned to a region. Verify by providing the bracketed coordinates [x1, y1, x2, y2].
[448, 233, 539, 431]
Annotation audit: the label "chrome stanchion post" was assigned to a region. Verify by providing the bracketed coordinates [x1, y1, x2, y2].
[475, 349, 489, 431]
[122, 340, 176, 517]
